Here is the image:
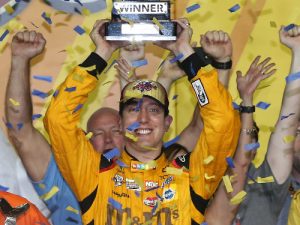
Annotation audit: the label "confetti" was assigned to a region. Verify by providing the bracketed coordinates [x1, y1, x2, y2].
[47, 89, 54, 97]
[0, 185, 9, 191]
[226, 157, 235, 168]
[17, 123, 23, 130]
[40, 186, 59, 201]
[33, 75, 52, 83]
[284, 23, 295, 32]
[66, 205, 79, 214]
[125, 132, 138, 142]
[32, 89, 48, 99]
[135, 98, 143, 112]
[244, 142, 260, 151]
[141, 145, 160, 151]
[169, 53, 184, 64]
[286, 71, 300, 83]
[4, 5, 14, 14]
[115, 159, 128, 167]
[230, 191, 247, 205]
[9, 98, 20, 106]
[74, 25, 86, 35]
[74, 0, 83, 6]
[5, 122, 13, 129]
[232, 102, 240, 110]
[81, 8, 91, 16]
[203, 155, 214, 165]
[166, 167, 183, 175]
[72, 104, 83, 114]
[280, 113, 295, 120]
[0, 30, 9, 41]
[103, 147, 120, 160]
[41, 12, 52, 25]
[163, 136, 180, 148]
[223, 175, 233, 193]
[32, 114, 42, 120]
[172, 95, 178, 100]
[256, 101, 270, 110]
[53, 90, 59, 97]
[256, 176, 274, 183]
[85, 132, 93, 140]
[186, 3, 200, 13]
[108, 198, 122, 210]
[127, 122, 140, 131]
[152, 17, 164, 30]
[229, 4, 240, 13]
[204, 173, 215, 180]
[65, 87, 76, 92]
[283, 135, 295, 143]
[132, 59, 148, 68]
[200, 222, 208, 225]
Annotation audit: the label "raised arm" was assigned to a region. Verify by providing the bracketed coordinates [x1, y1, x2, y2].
[267, 25, 300, 184]
[205, 56, 276, 225]
[5, 31, 51, 181]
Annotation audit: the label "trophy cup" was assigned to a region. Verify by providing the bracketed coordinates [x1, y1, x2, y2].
[105, 0, 177, 41]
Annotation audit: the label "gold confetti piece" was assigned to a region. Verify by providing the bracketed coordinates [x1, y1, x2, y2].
[5, 5, 14, 14]
[141, 145, 160, 151]
[38, 183, 46, 189]
[9, 98, 20, 106]
[256, 176, 274, 183]
[66, 205, 79, 214]
[203, 155, 214, 165]
[81, 8, 91, 16]
[85, 132, 93, 140]
[230, 190, 247, 205]
[204, 173, 216, 180]
[223, 175, 233, 193]
[283, 135, 295, 143]
[152, 17, 164, 30]
[72, 73, 84, 83]
[270, 21, 277, 28]
[125, 132, 138, 142]
[40, 186, 59, 201]
[166, 167, 183, 175]
[80, 65, 96, 71]
[248, 180, 255, 185]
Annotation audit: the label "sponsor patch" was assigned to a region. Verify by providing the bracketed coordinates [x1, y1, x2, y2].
[144, 180, 159, 191]
[162, 188, 176, 202]
[143, 197, 158, 207]
[192, 79, 209, 106]
[113, 174, 124, 187]
[126, 178, 141, 191]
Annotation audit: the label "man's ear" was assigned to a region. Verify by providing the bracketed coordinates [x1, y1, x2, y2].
[164, 115, 173, 132]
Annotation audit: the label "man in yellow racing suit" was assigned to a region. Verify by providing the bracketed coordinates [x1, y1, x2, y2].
[44, 19, 240, 225]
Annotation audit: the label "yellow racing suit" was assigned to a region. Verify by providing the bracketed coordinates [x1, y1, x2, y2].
[44, 52, 240, 225]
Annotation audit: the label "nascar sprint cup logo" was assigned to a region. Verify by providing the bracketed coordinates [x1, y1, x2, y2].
[113, 1, 168, 15]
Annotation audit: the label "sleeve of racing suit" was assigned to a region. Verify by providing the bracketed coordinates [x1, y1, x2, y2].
[43, 53, 107, 209]
[179, 54, 241, 223]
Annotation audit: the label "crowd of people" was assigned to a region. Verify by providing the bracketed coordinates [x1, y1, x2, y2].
[0, 17, 300, 225]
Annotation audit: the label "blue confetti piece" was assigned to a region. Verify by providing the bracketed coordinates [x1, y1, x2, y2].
[156, 192, 163, 202]
[169, 53, 184, 64]
[72, 104, 83, 114]
[200, 222, 208, 225]
[229, 4, 240, 12]
[244, 142, 260, 151]
[246, 172, 257, 183]
[226, 157, 235, 169]
[53, 90, 59, 97]
[280, 113, 295, 120]
[132, 59, 148, 68]
[65, 87, 76, 92]
[134, 190, 140, 197]
[74, 0, 83, 6]
[127, 122, 140, 132]
[256, 101, 270, 110]
[5, 122, 13, 129]
[108, 198, 122, 210]
[186, 3, 200, 13]
[33, 75, 52, 83]
[41, 12, 52, 25]
[32, 114, 42, 120]
[135, 98, 143, 112]
[74, 25, 85, 35]
[0, 185, 9, 191]
[163, 136, 180, 148]
[0, 30, 9, 41]
[32, 89, 48, 99]
[286, 71, 300, 83]
[232, 102, 240, 110]
[151, 202, 158, 215]
[115, 159, 128, 168]
[103, 147, 120, 160]
[172, 95, 178, 100]
[17, 123, 23, 130]
[284, 23, 295, 32]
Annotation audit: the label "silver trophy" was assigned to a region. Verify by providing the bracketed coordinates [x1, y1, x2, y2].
[105, 0, 177, 41]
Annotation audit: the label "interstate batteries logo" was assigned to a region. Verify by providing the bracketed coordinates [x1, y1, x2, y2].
[113, 2, 168, 14]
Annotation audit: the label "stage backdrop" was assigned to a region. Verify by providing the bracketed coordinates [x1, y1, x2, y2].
[1, 0, 300, 168]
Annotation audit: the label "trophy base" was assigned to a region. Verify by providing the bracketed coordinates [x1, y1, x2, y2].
[105, 22, 177, 41]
